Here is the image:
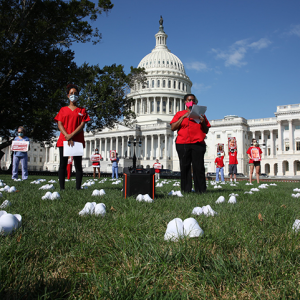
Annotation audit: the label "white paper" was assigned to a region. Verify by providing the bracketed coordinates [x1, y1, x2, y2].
[12, 141, 29, 152]
[63, 141, 83, 157]
[188, 105, 207, 123]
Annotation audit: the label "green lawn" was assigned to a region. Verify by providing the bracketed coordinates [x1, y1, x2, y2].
[1, 175, 300, 299]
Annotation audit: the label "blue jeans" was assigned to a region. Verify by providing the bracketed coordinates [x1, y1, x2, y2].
[216, 167, 224, 182]
[112, 166, 118, 179]
[12, 155, 28, 180]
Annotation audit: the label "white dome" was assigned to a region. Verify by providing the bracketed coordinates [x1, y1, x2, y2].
[138, 51, 186, 75]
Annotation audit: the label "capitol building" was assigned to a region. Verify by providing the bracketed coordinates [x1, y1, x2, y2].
[1, 20, 300, 177]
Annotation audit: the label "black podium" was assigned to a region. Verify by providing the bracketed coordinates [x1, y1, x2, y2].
[123, 167, 155, 199]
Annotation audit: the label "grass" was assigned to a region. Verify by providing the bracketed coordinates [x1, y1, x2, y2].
[1, 175, 300, 299]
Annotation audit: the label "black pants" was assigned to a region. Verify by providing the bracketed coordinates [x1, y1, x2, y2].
[176, 143, 206, 193]
[58, 147, 83, 190]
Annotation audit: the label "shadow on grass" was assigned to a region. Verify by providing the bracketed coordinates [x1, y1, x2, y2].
[1, 277, 81, 300]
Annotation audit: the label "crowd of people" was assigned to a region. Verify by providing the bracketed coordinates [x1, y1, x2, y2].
[11, 89, 264, 192]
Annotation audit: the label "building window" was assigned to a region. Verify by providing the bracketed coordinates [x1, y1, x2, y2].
[163, 80, 165, 88]
[276, 135, 278, 138]
[168, 80, 171, 88]
[284, 125, 289, 130]
[34, 149, 37, 151]
[268, 135, 270, 139]
[152, 80, 154, 88]
[157, 80, 160, 88]
[285, 142, 289, 151]
[268, 148, 271, 156]
[151, 101, 154, 112]
[34, 157, 36, 162]
[163, 101, 166, 113]
[217, 135, 221, 139]
[147, 81, 149, 88]
[173, 81, 176, 89]
[259, 136, 261, 139]
[286, 162, 289, 172]
[40, 149, 42, 152]
[182, 83, 184, 91]
[296, 125, 300, 130]
[39, 157, 42, 163]
[157, 101, 160, 112]
[178, 82, 181, 89]
[297, 141, 300, 151]
[297, 161, 300, 171]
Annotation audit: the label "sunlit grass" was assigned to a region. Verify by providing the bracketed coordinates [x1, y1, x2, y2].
[1, 175, 300, 299]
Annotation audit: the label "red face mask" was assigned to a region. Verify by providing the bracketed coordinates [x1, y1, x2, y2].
[186, 101, 194, 108]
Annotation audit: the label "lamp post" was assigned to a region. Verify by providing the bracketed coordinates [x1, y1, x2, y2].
[127, 138, 142, 169]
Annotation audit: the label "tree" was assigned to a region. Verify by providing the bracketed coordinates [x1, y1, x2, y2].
[0, 0, 114, 148]
[78, 63, 146, 132]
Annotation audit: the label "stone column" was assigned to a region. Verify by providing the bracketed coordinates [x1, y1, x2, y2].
[179, 98, 183, 111]
[99, 138, 102, 158]
[134, 100, 137, 114]
[157, 134, 161, 158]
[144, 135, 148, 159]
[173, 98, 176, 114]
[45, 146, 48, 163]
[164, 134, 168, 159]
[121, 136, 124, 157]
[289, 119, 294, 153]
[166, 97, 170, 115]
[277, 120, 282, 153]
[104, 138, 107, 160]
[147, 98, 149, 114]
[252, 131, 255, 139]
[116, 137, 119, 155]
[151, 135, 154, 159]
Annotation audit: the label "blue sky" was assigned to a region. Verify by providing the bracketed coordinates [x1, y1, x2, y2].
[71, 0, 300, 121]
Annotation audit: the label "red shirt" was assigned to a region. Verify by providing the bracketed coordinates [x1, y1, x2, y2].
[247, 146, 262, 163]
[229, 151, 238, 165]
[215, 156, 224, 168]
[54, 107, 90, 148]
[170, 110, 211, 144]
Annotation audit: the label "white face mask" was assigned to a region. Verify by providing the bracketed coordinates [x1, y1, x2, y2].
[69, 94, 78, 102]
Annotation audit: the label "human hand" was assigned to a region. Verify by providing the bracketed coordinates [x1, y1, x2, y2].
[68, 139, 74, 147]
[199, 114, 205, 123]
[65, 133, 73, 141]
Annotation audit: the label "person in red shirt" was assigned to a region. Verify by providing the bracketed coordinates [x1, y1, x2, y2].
[170, 94, 210, 193]
[228, 138, 238, 182]
[153, 159, 161, 180]
[54, 84, 90, 190]
[215, 152, 225, 182]
[247, 138, 263, 184]
[66, 156, 73, 180]
[92, 148, 102, 179]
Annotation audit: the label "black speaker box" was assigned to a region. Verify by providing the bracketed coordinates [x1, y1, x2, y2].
[123, 167, 155, 199]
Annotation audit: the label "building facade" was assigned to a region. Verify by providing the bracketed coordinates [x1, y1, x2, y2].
[1, 21, 300, 177]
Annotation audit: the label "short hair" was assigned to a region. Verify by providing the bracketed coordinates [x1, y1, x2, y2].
[184, 94, 196, 101]
[95, 148, 98, 151]
[252, 138, 257, 143]
[18, 126, 26, 134]
[66, 84, 79, 95]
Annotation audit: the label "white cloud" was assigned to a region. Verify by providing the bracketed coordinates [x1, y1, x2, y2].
[289, 24, 300, 37]
[212, 38, 271, 67]
[192, 83, 212, 92]
[185, 61, 208, 71]
[249, 38, 272, 50]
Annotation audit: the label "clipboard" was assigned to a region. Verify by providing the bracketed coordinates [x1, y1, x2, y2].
[63, 141, 84, 157]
